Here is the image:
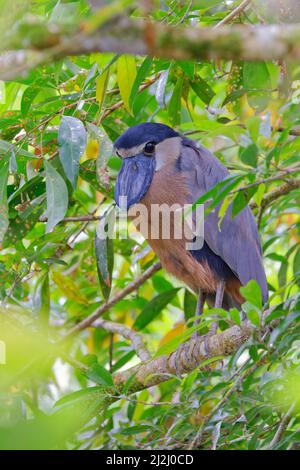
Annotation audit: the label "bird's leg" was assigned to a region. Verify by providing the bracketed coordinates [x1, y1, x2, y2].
[210, 279, 225, 334]
[192, 289, 206, 339]
[174, 290, 206, 377]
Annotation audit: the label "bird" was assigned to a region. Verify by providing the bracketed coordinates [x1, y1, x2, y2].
[114, 122, 268, 362]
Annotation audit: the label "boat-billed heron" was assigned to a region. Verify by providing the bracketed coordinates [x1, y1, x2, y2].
[114, 122, 268, 340]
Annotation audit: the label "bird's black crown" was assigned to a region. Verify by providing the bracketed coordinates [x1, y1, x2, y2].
[114, 122, 179, 150]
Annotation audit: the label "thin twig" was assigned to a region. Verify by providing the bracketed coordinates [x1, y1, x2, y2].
[250, 179, 300, 211]
[256, 179, 300, 227]
[188, 354, 268, 449]
[214, 0, 251, 28]
[93, 318, 151, 361]
[98, 74, 160, 124]
[230, 169, 300, 195]
[269, 403, 295, 449]
[65, 261, 161, 337]
[109, 333, 114, 373]
[40, 215, 102, 223]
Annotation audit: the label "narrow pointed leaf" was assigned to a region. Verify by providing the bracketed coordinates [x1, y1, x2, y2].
[129, 56, 153, 109]
[21, 86, 40, 117]
[117, 55, 136, 114]
[168, 75, 184, 126]
[0, 158, 9, 244]
[35, 271, 50, 326]
[240, 280, 263, 309]
[44, 160, 68, 233]
[58, 116, 87, 189]
[95, 212, 114, 300]
[243, 62, 272, 112]
[86, 363, 114, 387]
[96, 69, 110, 110]
[190, 75, 215, 105]
[133, 288, 179, 331]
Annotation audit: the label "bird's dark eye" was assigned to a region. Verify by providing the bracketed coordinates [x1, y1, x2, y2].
[144, 142, 156, 156]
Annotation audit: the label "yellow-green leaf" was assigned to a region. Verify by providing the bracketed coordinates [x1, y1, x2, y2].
[96, 69, 109, 110]
[253, 183, 266, 207]
[52, 271, 89, 305]
[117, 55, 136, 114]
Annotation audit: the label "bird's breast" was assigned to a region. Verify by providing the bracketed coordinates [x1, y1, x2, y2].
[130, 164, 219, 293]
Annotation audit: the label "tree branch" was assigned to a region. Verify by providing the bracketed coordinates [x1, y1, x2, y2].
[256, 178, 300, 226]
[93, 318, 151, 361]
[3, 19, 300, 79]
[65, 261, 161, 337]
[214, 0, 252, 28]
[113, 321, 255, 393]
[269, 403, 295, 449]
[250, 179, 300, 211]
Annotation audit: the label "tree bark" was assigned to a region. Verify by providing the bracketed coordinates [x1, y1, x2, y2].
[2, 19, 300, 80]
[113, 321, 255, 394]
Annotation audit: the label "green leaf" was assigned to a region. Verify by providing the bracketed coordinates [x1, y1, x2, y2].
[129, 56, 153, 109]
[86, 363, 114, 387]
[58, 116, 87, 189]
[0, 158, 9, 244]
[240, 144, 258, 168]
[218, 195, 231, 228]
[222, 88, 246, 106]
[3, 196, 46, 246]
[230, 308, 241, 326]
[117, 55, 136, 114]
[232, 186, 257, 218]
[44, 160, 68, 233]
[183, 289, 197, 322]
[168, 75, 184, 126]
[192, 175, 244, 211]
[95, 211, 114, 300]
[133, 288, 179, 330]
[54, 386, 105, 409]
[178, 61, 195, 80]
[243, 62, 272, 112]
[245, 307, 261, 328]
[8, 175, 44, 205]
[121, 425, 152, 436]
[190, 75, 215, 105]
[96, 69, 110, 110]
[245, 116, 261, 143]
[293, 247, 300, 286]
[35, 271, 50, 327]
[240, 280, 263, 309]
[253, 183, 266, 207]
[278, 259, 288, 296]
[21, 86, 40, 117]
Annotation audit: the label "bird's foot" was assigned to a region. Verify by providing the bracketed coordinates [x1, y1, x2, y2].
[174, 340, 190, 377]
[200, 322, 218, 355]
[174, 328, 203, 377]
[209, 321, 218, 336]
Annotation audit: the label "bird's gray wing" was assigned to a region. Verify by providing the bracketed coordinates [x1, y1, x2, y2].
[181, 138, 268, 303]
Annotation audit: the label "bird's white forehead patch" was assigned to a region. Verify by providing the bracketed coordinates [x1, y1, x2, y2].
[115, 143, 147, 159]
[115, 137, 182, 165]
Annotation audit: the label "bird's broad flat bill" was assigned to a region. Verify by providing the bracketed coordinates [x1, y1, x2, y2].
[115, 154, 156, 209]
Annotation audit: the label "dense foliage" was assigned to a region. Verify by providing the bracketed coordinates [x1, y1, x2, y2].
[0, 0, 300, 450]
